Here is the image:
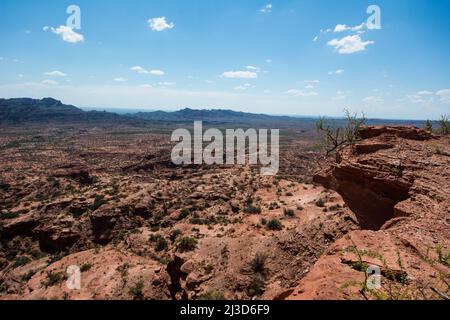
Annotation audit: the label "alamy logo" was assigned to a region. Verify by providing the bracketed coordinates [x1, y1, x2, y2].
[66, 265, 81, 290]
[171, 122, 279, 175]
[66, 5, 81, 29]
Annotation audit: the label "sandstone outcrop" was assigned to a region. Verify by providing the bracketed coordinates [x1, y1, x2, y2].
[287, 126, 450, 300]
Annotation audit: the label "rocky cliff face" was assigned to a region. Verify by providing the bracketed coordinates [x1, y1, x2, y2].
[287, 126, 450, 300]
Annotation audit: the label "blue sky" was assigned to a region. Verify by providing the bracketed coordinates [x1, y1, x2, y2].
[0, 0, 449, 119]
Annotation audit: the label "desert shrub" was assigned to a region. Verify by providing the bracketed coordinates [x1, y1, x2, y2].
[315, 198, 326, 207]
[423, 120, 433, 132]
[149, 234, 168, 252]
[244, 205, 262, 214]
[283, 208, 295, 217]
[155, 237, 168, 252]
[169, 229, 182, 243]
[177, 236, 198, 252]
[177, 208, 191, 220]
[267, 219, 283, 231]
[80, 263, 92, 272]
[0, 212, 20, 220]
[13, 255, 31, 267]
[436, 245, 450, 267]
[437, 114, 449, 135]
[198, 291, 225, 300]
[250, 253, 268, 273]
[328, 204, 342, 211]
[129, 280, 145, 300]
[247, 274, 265, 296]
[42, 271, 66, 288]
[316, 109, 366, 155]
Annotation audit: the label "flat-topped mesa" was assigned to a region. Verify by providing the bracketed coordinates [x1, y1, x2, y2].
[313, 125, 443, 230]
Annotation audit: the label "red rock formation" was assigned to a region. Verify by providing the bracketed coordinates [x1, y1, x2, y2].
[287, 126, 450, 300]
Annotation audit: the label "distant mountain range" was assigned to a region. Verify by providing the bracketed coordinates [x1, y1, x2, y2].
[0, 97, 426, 127]
[0, 98, 308, 125]
[0, 98, 131, 124]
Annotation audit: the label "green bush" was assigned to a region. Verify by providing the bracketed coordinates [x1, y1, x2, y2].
[129, 280, 145, 300]
[177, 236, 198, 252]
[247, 274, 265, 296]
[267, 219, 283, 231]
[315, 199, 326, 208]
[250, 253, 268, 273]
[283, 208, 295, 217]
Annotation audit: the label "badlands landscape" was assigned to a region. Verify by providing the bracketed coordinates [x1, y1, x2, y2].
[0, 98, 449, 300]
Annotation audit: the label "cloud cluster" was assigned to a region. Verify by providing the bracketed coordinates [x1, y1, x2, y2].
[130, 66, 165, 76]
[260, 4, 272, 13]
[148, 17, 175, 31]
[222, 71, 258, 79]
[44, 25, 84, 43]
[334, 23, 366, 33]
[327, 35, 374, 54]
[44, 71, 67, 77]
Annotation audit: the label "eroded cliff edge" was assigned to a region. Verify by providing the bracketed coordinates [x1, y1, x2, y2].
[286, 126, 450, 300]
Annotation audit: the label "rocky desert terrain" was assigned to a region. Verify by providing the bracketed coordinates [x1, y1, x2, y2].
[0, 120, 448, 300]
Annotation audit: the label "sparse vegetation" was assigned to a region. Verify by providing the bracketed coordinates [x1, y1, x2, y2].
[316, 109, 366, 156]
[437, 114, 449, 135]
[42, 271, 66, 288]
[247, 274, 265, 296]
[198, 291, 225, 300]
[80, 263, 93, 272]
[177, 236, 198, 252]
[250, 253, 268, 274]
[267, 219, 283, 231]
[315, 198, 326, 208]
[423, 120, 433, 132]
[283, 208, 295, 217]
[129, 280, 145, 300]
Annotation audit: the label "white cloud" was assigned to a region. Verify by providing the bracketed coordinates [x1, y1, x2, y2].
[140, 84, 153, 88]
[114, 77, 127, 82]
[41, 80, 57, 85]
[131, 66, 149, 74]
[328, 69, 344, 75]
[327, 35, 374, 54]
[148, 17, 174, 31]
[436, 89, 450, 103]
[246, 65, 260, 71]
[305, 84, 314, 89]
[150, 70, 165, 76]
[417, 90, 434, 95]
[285, 89, 318, 97]
[47, 25, 84, 43]
[265, 59, 272, 63]
[222, 71, 258, 79]
[334, 23, 366, 33]
[44, 70, 67, 77]
[260, 4, 273, 13]
[43, 26, 50, 32]
[131, 66, 165, 76]
[313, 35, 319, 42]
